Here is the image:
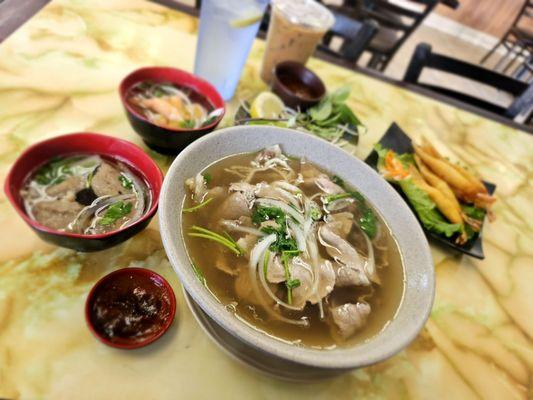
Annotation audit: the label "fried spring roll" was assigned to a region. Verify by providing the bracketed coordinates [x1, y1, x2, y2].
[414, 155, 461, 210]
[414, 145, 474, 194]
[409, 166, 464, 226]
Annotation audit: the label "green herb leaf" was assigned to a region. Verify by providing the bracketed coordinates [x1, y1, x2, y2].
[286, 278, 301, 290]
[152, 87, 166, 97]
[191, 262, 207, 286]
[118, 174, 133, 189]
[309, 100, 332, 122]
[179, 119, 196, 129]
[323, 191, 378, 238]
[253, 206, 299, 253]
[281, 250, 301, 304]
[331, 175, 346, 189]
[263, 251, 270, 279]
[330, 86, 351, 105]
[188, 226, 243, 256]
[182, 197, 213, 213]
[309, 206, 322, 221]
[252, 206, 285, 226]
[203, 173, 212, 184]
[34, 157, 73, 186]
[99, 201, 132, 226]
[261, 226, 299, 253]
[335, 103, 363, 127]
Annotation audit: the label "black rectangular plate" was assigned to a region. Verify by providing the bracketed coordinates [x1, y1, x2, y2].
[365, 123, 496, 260]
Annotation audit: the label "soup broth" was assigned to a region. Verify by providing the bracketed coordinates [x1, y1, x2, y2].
[21, 154, 151, 235]
[182, 146, 404, 348]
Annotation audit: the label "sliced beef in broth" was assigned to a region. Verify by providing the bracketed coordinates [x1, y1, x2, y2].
[181, 147, 404, 348]
[21, 155, 151, 235]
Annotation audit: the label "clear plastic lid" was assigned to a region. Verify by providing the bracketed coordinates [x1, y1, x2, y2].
[272, 0, 335, 31]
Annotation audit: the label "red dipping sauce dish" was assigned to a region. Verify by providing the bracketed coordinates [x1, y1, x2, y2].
[85, 268, 176, 349]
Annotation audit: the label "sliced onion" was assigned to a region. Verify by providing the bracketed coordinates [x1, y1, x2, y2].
[287, 218, 306, 253]
[255, 198, 304, 225]
[306, 227, 322, 305]
[249, 234, 277, 275]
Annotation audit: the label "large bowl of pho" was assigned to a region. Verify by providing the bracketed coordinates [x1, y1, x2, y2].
[159, 125, 434, 378]
[120, 67, 225, 155]
[5, 133, 163, 252]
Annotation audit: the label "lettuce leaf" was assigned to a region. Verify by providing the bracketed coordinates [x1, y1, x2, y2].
[399, 179, 462, 238]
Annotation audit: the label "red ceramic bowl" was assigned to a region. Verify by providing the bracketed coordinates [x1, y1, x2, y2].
[85, 268, 176, 349]
[119, 66, 225, 155]
[4, 132, 163, 252]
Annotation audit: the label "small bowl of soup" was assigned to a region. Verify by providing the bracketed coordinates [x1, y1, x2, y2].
[4, 132, 163, 252]
[158, 125, 435, 380]
[85, 267, 176, 349]
[271, 61, 326, 111]
[120, 67, 225, 155]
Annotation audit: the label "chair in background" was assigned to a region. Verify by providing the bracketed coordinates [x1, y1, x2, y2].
[318, 13, 379, 66]
[152, 0, 200, 16]
[513, 54, 533, 83]
[481, 0, 533, 75]
[404, 43, 533, 120]
[319, 0, 439, 71]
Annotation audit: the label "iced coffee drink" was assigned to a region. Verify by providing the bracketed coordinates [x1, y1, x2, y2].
[260, 0, 334, 83]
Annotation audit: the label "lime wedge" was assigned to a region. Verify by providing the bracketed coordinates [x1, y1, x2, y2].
[230, 13, 263, 28]
[250, 92, 285, 119]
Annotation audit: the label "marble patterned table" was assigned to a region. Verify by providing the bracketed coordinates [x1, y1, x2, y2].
[0, 1, 531, 399]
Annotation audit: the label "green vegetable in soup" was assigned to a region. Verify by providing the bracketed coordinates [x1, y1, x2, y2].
[34, 157, 73, 186]
[253, 206, 299, 253]
[118, 174, 133, 189]
[188, 226, 243, 256]
[179, 119, 196, 129]
[182, 197, 213, 213]
[99, 201, 132, 226]
[323, 191, 378, 239]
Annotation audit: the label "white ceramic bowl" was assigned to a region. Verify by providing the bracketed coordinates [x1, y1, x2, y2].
[159, 126, 434, 378]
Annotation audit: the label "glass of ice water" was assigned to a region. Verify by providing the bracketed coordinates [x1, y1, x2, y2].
[194, 0, 269, 100]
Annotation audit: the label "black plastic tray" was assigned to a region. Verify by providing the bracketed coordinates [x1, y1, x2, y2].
[365, 123, 495, 260]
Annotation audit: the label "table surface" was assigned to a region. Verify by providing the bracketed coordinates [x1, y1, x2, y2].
[0, 1, 531, 399]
